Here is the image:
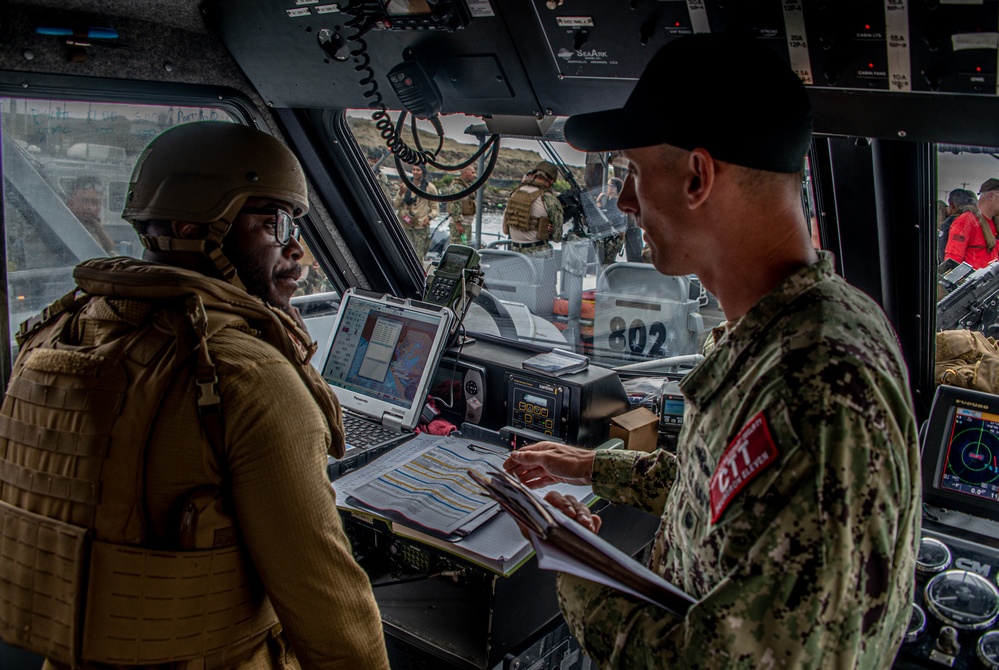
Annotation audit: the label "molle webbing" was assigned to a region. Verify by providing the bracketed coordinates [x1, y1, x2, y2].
[82, 541, 276, 665]
[0, 259, 339, 665]
[502, 187, 545, 233]
[0, 499, 87, 664]
[0, 500, 275, 666]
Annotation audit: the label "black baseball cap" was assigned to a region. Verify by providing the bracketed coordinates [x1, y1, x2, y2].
[563, 34, 813, 174]
[980, 178, 999, 195]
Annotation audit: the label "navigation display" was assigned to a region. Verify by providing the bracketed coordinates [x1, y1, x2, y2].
[940, 406, 999, 503]
[923, 385, 999, 522]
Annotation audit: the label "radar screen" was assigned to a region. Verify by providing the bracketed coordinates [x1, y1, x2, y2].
[940, 406, 999, 502]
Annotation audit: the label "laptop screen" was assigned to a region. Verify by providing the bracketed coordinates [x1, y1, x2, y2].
[321, 291, 451, 416]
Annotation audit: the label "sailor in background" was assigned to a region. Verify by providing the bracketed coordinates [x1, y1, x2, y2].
[502, 160, 564, 258]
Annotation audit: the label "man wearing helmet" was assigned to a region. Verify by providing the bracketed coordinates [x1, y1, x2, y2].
[502, 160, 564, 258]
[0, 122, 389, 670]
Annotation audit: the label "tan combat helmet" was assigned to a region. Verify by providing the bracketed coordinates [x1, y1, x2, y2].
[122, 121, 309, 290]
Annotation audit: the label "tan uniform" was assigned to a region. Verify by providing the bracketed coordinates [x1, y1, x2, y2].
[394, 181, 439, 260]
[0, 258, 388, 670]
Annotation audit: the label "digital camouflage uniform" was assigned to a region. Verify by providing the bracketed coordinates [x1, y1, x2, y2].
[446, 176, 476, 245]
[559, 251, 920, 669]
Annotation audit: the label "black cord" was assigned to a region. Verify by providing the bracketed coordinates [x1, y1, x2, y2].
[394, 130, 502, 203]
[344, 10, 433, 165]
[341, 4, 503, 200]
[411, 113, 445, 159]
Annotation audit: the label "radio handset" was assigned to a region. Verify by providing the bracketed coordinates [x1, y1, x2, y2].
[387, 60, 442, 120]
[425, 244, 482, 319]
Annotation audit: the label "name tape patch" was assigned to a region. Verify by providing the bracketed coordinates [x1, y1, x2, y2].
[709, 411, 778, 523]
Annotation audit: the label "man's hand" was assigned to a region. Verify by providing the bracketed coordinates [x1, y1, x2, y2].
[545, 491, 601, 534]
[503, 441, 595, 489]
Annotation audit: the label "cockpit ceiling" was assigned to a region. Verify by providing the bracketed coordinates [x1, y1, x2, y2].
[202, 0, 999, 147]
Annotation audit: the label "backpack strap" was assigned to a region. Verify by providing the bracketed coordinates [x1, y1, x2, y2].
[16, 289, 89, 346]
[185, 295, 226, 460]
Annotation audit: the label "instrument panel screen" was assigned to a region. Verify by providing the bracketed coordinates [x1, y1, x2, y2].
[508, 376, 565, 439]
[940, 406, 999, 503]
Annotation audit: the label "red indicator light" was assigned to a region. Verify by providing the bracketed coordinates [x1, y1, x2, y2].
[864, 24, 871, 30]
[978, 66, 983, 72]
[868, 62, 874, 68]
[675, 21, 681, 27]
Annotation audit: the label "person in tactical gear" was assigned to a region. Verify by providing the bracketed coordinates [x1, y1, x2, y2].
[0, 122, 389, 670]
[446, 163, 477, 245]
[502, 160, 564, 258]
[503, 34, 919, 669]
[393, 164, 438, 261]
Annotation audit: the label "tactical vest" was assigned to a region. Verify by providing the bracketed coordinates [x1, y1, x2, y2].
[502, 186, 549, 240]
[461, 195, 476, 217]
[451, 179, 476, 217]
[0, 257, 344, 668]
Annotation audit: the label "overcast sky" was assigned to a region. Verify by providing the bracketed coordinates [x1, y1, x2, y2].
[938, 150, 999, 201]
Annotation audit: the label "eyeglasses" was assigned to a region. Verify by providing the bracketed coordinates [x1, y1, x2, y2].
[239, 206, 300, 246]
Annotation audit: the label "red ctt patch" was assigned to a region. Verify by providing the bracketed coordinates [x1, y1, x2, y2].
[709, 412, 779, 524]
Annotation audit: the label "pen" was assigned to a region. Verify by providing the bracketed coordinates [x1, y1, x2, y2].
[468, 443, 506, 456]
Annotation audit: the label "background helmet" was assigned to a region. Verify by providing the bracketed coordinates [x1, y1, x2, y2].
[123, 121, 309, 288]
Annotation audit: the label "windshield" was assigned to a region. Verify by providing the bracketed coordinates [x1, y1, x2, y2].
[347, 111, 736, 369]
[936, 146, 999, 346]
[0, 98, 336, 346]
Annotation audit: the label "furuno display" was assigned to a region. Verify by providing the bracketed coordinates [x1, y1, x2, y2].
[922, 385, 999, 523]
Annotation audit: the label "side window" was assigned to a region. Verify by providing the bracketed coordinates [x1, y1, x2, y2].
[936, 146, 996, 339]
[0, 100, 235, 339]
[0, 99, 332, 347]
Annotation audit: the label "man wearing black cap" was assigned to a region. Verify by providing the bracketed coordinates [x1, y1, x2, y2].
[502, 160, 564, 257]
[504, 34, 919, 668]
[943, 178, 999, 269]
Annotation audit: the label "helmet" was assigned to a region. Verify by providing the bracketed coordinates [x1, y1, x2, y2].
[123, 122, 309, 289]
[532, 160, 558, 181]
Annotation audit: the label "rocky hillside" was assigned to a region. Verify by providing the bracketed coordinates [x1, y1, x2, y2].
[347, 114, 585, 208]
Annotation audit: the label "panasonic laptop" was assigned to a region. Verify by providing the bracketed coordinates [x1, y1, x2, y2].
[320, 289, 454, 462]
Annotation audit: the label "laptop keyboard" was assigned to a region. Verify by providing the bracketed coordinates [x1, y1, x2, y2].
[342, 412, 401, 448]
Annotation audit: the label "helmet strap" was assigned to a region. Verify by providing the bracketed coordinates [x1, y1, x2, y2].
[138, 235, 206, 252]
[137, 220, 248, 292]
[205, 220, 247, 292]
